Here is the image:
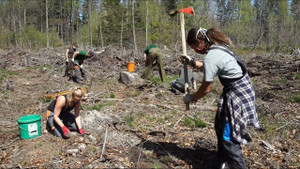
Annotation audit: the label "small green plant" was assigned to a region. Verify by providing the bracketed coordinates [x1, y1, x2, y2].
[22, 161, 28, 166]
[134, 91, 141, 97]
[42, 97, 52, 103]
[164, 74, 178, 84]
[0, 69, 19, 81]
[194, 118, 207, 128]
[36, 141, 45, 148]
[64, 82, 71, 88]
[106, 101, 115, 106]
[172, 110, 177, 115]
[251, 79, 258, 83]
[164, 116, 170, 121]
[99, 79, 106, 83]
[110, 93, 115, 98]
[183, 116, 207, 128]
[149, 76, 163, 85]
[157, 118, 164, 124]
[183, 117, 193, 127]
[83, 103, 105, 111]
[149, 74, 177, 87]
[290, 93, 300, 103]
[124, 115, 134, 127]
[2, 89, 8, 94]
[152, 163, 161, 169]
[155, 93, 163, 99]
[270, 78, 288, 84]
[89, 146, 97, 153]
[295, 73, 300, 80]
[137, 112, 145, 117]
[161, 155, 177, 164]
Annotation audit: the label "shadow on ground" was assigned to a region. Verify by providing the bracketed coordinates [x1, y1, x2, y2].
[141, 140, 219, 169]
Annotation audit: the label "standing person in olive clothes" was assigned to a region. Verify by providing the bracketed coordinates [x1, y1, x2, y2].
[142, 45, 165, 82]
[64, 43, 77, 78]
[72, 50, 94, 84]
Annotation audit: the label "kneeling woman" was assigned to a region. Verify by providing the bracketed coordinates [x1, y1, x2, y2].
[46, 87, 87, 138]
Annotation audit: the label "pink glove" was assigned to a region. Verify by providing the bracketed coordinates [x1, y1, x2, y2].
[79, 128, 87, 135]
[62, 126, 70, 138]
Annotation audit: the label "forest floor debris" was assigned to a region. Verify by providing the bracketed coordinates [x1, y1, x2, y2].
[0, 46, 299, 168]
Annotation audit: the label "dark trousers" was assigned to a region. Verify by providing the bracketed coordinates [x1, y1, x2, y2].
[46, 111, 78, 138]
[64, 60, 74, 77]
[74, 67, 87, 84]
[215, 105, 246, 169]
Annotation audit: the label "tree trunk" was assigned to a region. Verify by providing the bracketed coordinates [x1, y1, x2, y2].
[88, 0, 92, 46]
[145, 0, 148, 47]
[12, 5, 17, 46]
[132, 0, 137, 52]
[23, 7, 26, 28]
[121, 13, 124, 50]
[99, 19, 103, 48]
[46, 0, 49, 48]
[18, 0, 22, 47]
[71, 0, 74, 44]
[60, 1, 64, 42]
[77, 15, 79, 42]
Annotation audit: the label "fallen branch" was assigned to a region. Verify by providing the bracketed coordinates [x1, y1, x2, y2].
[0, 137, 19, 150]
[276, 119, 294, 131]
[174, 115, 185, 128]
[100, 125, 109, 160]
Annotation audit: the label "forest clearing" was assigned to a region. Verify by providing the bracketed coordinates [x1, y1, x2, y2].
[0, 46, 299, 168]
[0, 0, 300, 168]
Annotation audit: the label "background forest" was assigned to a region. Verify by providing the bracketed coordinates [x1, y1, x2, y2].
[0, 0, 299, 53]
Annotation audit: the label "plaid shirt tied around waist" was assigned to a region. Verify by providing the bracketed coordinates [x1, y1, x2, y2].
[217, 73, 260, 144]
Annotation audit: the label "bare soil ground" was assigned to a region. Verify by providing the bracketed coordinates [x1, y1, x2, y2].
[0, 46, 299, 168]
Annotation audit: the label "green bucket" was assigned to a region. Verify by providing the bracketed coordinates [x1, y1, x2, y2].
[17, 114, 41, 139]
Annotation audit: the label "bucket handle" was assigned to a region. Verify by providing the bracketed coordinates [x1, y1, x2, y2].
[18, 122, 42, 132]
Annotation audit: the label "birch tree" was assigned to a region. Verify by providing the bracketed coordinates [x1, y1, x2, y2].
[46, 0, 49, 48]
[132, 0, 137, 52]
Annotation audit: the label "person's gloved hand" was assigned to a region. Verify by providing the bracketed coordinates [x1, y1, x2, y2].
[80, 64, 83, 69]
[71, 58, 74, 62]
[183, 93, 193, 104]
[79, 128, 87, 135]
[66, 58, 69, 62]
[180, 54, 196, 67]
[62, 126, 70, 138]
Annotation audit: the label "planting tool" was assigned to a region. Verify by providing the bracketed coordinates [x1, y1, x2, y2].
[169, 7, 195, 110]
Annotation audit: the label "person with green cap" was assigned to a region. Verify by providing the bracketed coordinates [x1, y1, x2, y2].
[71, 50, 94, 84]
[141, 45, 165, 82]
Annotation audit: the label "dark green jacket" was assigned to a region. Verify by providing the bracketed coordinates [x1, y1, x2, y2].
[144, 45, 157, 55]
[74, 51, 88, 65]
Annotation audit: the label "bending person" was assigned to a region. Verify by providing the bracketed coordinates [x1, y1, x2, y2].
[141, 45, 165, 82]
[72, 50, 94, 84]
[183, 27, 260, 169]
[46, 87, 87, 138]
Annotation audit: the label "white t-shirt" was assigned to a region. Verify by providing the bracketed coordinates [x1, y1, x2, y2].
[204, 45, 243, 82]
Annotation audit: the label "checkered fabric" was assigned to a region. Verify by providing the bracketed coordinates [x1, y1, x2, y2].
[217, 73, 260, 144]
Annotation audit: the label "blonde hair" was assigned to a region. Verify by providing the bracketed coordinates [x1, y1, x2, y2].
[66, 87, 85, 107]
